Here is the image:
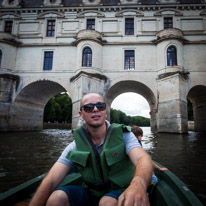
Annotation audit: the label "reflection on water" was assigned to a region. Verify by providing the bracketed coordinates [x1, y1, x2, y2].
[0, 128, 206, 205]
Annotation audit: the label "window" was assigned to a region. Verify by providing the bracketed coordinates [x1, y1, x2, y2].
[125, 18, 134, 35]
[167, 46, 177, 66]
[43, 51, 53, 70]
[164, 17, 173, 29]
[47, 20, 55, 37]
[87, 19, 95, 30]
[0, 50, 2, 67]
[125, 50, 135, 70]
[82, 47, 92, 67]
[5, 21, 13, 33]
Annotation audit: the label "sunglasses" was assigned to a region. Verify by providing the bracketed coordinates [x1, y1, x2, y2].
[80, 102, 106, 113]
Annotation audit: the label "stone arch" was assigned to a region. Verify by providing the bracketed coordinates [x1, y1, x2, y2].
[154, 8, 183, 17]
[8, 80, 69, 131]
[0, 12, 20, 18]
[77, 10, 105, 18]
[187, 85, 206, 132]
[38, 11, 64, 19]
[105, 80, 157, 131]
[115, 9, 144, 17]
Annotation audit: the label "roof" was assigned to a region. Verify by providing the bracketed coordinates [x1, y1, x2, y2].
[0, 0, 203, 8]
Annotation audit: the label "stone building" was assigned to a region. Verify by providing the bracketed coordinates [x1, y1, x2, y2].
[0, 0, 206, 133]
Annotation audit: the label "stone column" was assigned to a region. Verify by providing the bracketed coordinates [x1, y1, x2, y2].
[155, 27, 188, 133]
[0, 73, 20, 131]
[157, 72, 188, 133]
[150, 108, 157, 132]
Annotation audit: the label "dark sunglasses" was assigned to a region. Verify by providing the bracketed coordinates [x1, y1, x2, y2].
[80, 102, 106, 113]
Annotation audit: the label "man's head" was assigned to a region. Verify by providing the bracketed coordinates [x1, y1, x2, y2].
[130, 125, 143, 141]
[79, 93, 107, 128]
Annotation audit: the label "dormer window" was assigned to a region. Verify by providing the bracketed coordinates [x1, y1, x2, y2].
[9, 0, 15, 4]
[43, 0, 61, 7]
[2, 0, 20, 7]
[82, 0, 101, 6]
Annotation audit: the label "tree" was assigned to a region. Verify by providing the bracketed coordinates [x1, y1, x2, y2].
[110, 108, 150, 126]
[43, 93, 72, 123]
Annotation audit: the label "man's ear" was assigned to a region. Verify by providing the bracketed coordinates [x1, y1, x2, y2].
[79, 111, 84, 120]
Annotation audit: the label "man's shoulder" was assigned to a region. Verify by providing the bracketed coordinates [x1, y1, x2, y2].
[109, 123, 131, 132]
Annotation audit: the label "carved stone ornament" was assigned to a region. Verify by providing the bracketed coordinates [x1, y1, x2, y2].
[43, 0, 62, 7]
[120, 0, 140, 4]
[82, 0, 101, 6]
[157, 0, 179, 4]
[2, 0, 21, 8]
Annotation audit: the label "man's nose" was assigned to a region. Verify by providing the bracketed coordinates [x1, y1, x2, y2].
[93, 106, 99, 112]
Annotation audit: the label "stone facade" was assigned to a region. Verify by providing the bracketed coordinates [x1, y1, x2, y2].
[0, 0, 206, 132]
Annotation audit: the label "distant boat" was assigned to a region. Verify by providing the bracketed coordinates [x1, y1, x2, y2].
[0, 162, 203, 206]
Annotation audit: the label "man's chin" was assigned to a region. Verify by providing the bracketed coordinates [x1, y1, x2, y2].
[87, 122, 104, 128]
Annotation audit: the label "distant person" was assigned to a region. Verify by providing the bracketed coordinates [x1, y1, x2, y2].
[130, 125, 168, 185]
[29, 93, 153, 206]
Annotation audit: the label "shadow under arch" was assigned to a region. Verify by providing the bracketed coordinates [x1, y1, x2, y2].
[9, 80, 68, 131]
[105, 80, 157, 131]
[187, 85, 206, 132]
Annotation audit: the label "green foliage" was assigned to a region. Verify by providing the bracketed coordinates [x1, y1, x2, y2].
[44, 93, 72, 123]
[187, 98, 194, 121]
[110, 108, 150, 126]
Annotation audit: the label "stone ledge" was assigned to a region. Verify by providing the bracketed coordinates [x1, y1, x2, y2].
[157, 68, 190, 80]
[0, 32, 22, 46]
[73, 29, 104, 45]
[155, 28, 184, 43]
[70, 70, 107, 82]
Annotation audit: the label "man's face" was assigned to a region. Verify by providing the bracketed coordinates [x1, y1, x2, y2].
[79, 94, 107, 128]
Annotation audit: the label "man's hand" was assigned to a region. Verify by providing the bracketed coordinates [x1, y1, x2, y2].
[118, 176, 150, 206]
[117, 147, 153, 206]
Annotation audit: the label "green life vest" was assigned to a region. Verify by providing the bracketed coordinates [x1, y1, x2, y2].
[67, 123, 135, 197]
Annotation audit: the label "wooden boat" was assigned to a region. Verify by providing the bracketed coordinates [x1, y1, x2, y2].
[0, 162, 203, 206]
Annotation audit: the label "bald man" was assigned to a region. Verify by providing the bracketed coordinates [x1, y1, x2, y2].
[29, 93, 153, 206]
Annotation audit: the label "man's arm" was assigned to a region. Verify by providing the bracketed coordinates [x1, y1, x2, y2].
[29, 162, 70, 206]
[118, 147, 153, 206]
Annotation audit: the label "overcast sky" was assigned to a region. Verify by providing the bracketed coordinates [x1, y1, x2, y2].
[111, 92, 150, 118]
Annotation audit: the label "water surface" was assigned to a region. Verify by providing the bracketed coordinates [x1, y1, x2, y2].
[0, 128, 205, 205]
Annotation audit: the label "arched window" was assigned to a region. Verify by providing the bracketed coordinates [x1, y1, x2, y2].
[167, 46, 177, 66]
[82, 47, 92, 67]
[0, 50, 2, 67]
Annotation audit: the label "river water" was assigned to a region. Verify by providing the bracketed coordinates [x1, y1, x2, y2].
[0, 128, 206, 205]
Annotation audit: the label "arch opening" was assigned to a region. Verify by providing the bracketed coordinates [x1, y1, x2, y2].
[187, 85, 206, 132]
[43, 92, 72, 129]
[105, 80, 157, 131]
[110, 92, 150, 126]
[9, 80, 69, 131]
